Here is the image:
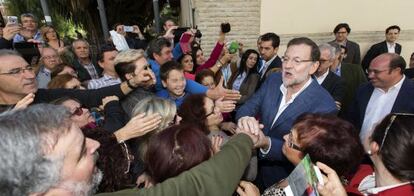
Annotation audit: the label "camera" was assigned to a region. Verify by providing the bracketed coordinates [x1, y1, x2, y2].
[123, 26, 134, 32]
[7, 16, 18, 25]
[173, 27, 202, 44]
[221, 23, 231, 33]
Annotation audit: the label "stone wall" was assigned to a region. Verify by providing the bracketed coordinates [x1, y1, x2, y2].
[192, 0, 261, 56]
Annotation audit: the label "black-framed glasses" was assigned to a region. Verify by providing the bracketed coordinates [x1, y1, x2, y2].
[288, 132, 301, 151]
[0, 65, 34, 75]
[204, 103, 216, 119]
[379, 113, 414, 152]
[71, 107, 83, 116]
[281, 56, 314, 66]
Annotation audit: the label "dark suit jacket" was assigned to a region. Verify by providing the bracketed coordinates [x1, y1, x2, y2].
[236, 73, 337, 188]
[257, 55, 282, 89]
[227, 70, 260, 105]
[329, 39, 361, 65]
[318, 71, 345, 104]
[361, 41, 402, 71]
[72, 58, 103, 82]
[339, 63, 368, 117]
[347, 77, 414, 130]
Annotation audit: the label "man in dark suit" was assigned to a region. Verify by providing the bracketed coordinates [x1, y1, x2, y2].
[330, 44, 368, 117]
[347, 53, 414, 151]
[236, 37, 337, 190]
[329, 23, 361, 65]
[362, 25, 402, 73]
[257, 32, 282, 88]
[314, 43, 344, 110]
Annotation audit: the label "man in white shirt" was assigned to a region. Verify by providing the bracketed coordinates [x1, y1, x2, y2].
[348, 53, 414, 151]
[88, 45, 121, 89]
[362, 25, 402, 73]
[236, 37, 337, 189]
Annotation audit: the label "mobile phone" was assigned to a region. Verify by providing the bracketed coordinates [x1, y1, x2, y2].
[7, 16, 18, 25]
[124, 26, 134, 32]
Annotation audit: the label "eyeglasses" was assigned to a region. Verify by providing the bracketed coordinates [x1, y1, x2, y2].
[42, 55, 59, 60]
[71, 107, 83, 116]
[379, 113, 414, 152]
[367, 69, 390, 75]
[204, 103, 217, 118]
[0, 65, 34, 75]
[336, 31, 348, 34]
[288, 132, 301, 151]
[281, 56, 314, 66]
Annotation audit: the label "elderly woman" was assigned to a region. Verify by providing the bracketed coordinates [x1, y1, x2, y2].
[237, 114, 364, 196]
[316, 113, 414, 196]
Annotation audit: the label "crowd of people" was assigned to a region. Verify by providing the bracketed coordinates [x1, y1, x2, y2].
[0, 13, 413, 196]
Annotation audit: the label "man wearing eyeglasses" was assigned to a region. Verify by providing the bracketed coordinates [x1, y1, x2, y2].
[36, 47, 61, 89]
[328, 23, 361, 65]
[236, 37, 337, 190]
[348, 53, 414, 151]
[0, 49, 156, 113]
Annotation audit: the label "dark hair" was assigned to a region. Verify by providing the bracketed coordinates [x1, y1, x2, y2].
[50, 63, 76, 78]
[47, 74, 77, 89]
[371, 113, 414, 181]
[114, 62, 135, 82]
[160, 61, 184, 81]
[177, 94, 210, 134]
[294, 114, 364, 176]
[333, 23, 351, 34]
[385, 25, 401, 34]
[145, 124, 211, 183]
[113, 23, 122, 31]
[177, 53, 193, 72]
[195, 69, 215, 85]
[191, 43, 203, 69]
[287, 37, 320, 61]
[97, 44, 117, 62]
[237, 49, 260, 77]
[388, 54, 406, 74]
[260, 32, 280, 48]
[340, 44, 348, 55]
[147, 37, 172, 60]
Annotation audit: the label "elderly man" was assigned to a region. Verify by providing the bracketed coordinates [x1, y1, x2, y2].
[0, 49, 155, 113]
[72, 39, 103, 82]
[314, 43, 344, 110]
[36, 47, 61, 88]
[0, 104, 258, 195]
[236, 37, 337, 189]
[348, 53, 414, 151]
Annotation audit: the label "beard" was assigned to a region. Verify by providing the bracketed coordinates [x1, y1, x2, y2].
[59, 169, 103, 196]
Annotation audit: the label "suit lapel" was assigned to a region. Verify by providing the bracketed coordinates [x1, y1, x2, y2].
[392, 78, 409, 112]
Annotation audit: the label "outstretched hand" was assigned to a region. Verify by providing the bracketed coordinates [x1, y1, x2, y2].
[206, 77, 241, 101]
[114, 113, 162, 142]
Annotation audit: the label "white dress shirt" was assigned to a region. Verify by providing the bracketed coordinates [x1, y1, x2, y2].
[261, 78, 313, 154]
[259, 55, 278, 78]
[360, 76, 405, 144]
[315, 70, 330, 85]
[386, 42, 396, 53]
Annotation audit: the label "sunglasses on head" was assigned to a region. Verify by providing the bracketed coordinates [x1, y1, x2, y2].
[71, 107, 83, 116]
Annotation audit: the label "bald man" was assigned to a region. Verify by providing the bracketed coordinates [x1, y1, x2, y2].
[348, 53, 414, 151]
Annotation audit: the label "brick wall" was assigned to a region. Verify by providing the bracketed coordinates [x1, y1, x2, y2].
[192, 0, 261, 56]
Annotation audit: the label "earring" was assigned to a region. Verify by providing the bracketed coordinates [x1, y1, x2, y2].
[367, 150, 372, 155]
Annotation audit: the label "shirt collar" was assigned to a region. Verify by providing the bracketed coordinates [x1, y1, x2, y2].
[386, 41, 396, 48]
[375, 75, 405, 93]
[265, 55, 278, 66]
[280, 77, 313, 101]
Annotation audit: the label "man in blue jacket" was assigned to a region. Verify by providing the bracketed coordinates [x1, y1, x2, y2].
[236, 37, 337, 190]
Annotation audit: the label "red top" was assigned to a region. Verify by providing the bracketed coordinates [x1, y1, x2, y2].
[195, 42, 224, 73]
[346, 164, 414, 196]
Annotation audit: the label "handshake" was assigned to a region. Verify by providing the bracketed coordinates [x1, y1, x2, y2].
[235, 116, 270, 150]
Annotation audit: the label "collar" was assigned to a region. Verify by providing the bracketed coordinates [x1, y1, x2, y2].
[102, 73, 119, 80]
[316, 69, 330, 79]
[375, 75, 405, 93]
[280, 77, 313, 101]
[359, 173, 412, 194]
[265, 55, 278, 66]
[386, 41, 396, 48]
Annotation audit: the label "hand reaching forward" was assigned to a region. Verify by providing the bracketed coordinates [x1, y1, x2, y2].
[206, 77, 241, 101]
[114, 113, 162, 142]
[13, 93, 35, 110]
[316, 162, 347, 196]
[236, 181, 260, 196]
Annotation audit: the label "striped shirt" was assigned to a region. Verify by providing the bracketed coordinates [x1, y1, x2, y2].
[87, 74, 121, 89]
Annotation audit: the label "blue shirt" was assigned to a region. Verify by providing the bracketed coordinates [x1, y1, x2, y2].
[148, 59, 208, 94]
[156, 89, 189, 107]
